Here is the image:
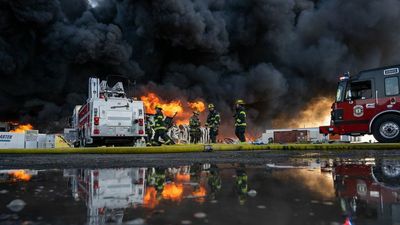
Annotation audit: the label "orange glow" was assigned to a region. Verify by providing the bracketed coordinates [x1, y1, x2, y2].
[162, 183, 184, 201]
[9, 170, 32, 181]
[188, 101, 206, 112]
[141, 92, 183, 117]
[10, 124, 33, 133]
[192, 185, 207, 203]
[143, 186, 159, 208]
[272, 97, 332, 128]
[141, 92, 206, 125]
[175, 174, 190, 183]
[245, 134, 257, 142]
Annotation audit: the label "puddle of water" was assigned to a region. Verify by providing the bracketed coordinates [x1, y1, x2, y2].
[0, 158, 399, 225]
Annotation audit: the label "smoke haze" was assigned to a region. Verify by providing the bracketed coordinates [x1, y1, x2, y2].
[1, 0, 399, 135]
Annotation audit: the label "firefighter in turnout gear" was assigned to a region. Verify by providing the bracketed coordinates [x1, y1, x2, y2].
[234, 99, 246, 142]
[152, 105, 173, 146]
[189, 111, 201, 144]
[206, 103, 220, 143]
[145, 114, 154, 145]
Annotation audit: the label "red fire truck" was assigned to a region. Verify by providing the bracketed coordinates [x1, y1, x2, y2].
[320, 65, 400, 142]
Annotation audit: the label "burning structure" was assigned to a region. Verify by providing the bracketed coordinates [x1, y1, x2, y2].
[1, 0, 400, 137]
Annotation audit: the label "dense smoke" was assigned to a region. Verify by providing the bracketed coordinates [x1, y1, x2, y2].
[1, 0, 400, 135]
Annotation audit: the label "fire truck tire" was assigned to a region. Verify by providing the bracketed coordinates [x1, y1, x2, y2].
[372, 114, 400, 143]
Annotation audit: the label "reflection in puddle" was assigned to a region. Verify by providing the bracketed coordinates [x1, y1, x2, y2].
[0, 158, 399, 225]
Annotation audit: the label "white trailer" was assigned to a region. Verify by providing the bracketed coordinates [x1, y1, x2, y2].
[71, 76, 146, 147]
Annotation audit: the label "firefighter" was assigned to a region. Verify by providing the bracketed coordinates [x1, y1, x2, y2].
[145, 114, 154, 145]
[205, 103, 220, 143]
[152, 105, 173, 146]
[208, 166, 222, 200]
[235, 169, 248, 205]
[189, 110, 201, 144]
[234, 99, 246, 143]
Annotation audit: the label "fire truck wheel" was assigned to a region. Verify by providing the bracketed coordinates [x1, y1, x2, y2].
[372, 114, 400, 143]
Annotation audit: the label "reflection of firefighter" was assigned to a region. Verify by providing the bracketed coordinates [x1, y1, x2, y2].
[152, 106, 173, 146]
[208, 166, 222, 199]
[206, 104, 221, 143]
[236, 169, 248, 204]
[234, 100, 246, 142]
[147, 167, 166, 193]
[189, 111, 201, 144]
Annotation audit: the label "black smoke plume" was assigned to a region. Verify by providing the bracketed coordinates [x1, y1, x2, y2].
[1, 0, 399, 136]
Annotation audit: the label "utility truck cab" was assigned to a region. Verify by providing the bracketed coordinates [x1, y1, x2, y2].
[320, 65, 400, 142]
[71, 76, 146, 147]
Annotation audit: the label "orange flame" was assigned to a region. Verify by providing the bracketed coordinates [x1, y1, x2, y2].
[192, 186, 207, 203]
[188, 101, 206, 112]
[141, 92, 206, 125]
[9, 170, 32, 181]
[10, 124, 34, 133]
[175, 174, 191, 183]
[162, 183, 184, 201]
[144, 186, 159, 208]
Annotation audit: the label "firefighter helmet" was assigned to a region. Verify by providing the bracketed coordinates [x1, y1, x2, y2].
[193, 110, 200, 115]
[155, 105, 162, 110]
[208, 103, 215, 109]
[236, 99, 245, 105]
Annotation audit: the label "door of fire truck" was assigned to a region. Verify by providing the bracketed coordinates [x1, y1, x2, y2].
[336, 78, 377, 135]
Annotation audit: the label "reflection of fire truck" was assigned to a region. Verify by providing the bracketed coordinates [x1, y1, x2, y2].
[320, 65, 400, 142]
[333, 159, 400, 224]
[64, 168, 146, 225]
[70, 76, 146, 147]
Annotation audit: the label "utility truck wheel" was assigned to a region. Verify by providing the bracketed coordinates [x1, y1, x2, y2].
[372, 114, 400, 143]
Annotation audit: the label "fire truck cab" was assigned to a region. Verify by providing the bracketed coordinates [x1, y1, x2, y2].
[320, 65, 400, 142]
[71, 76, 146, 147]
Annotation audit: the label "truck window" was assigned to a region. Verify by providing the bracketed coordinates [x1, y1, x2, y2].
[385, 77, 399, 96]
[336, 81, 346, 102]
[348, 80, 372, 100]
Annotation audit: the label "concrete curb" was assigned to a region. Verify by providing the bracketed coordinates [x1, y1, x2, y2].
[0, 143, 399, 154]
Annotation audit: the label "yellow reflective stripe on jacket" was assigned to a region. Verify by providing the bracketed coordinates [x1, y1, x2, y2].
[235, 123, 247, 127]
[154, 126, 167, 130]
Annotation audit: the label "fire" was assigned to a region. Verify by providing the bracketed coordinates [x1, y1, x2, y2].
[272, 97, 332, 128]
[10, 124, 33, 133]
[175, 173, 190, 183]
[141, 92, 183, 117]
[162, 183, 184, 201]
[144, 186, 159, 208]
[9, 170, 32, 181]
[188, 101, 206, 112]
[141, 92, 206, 125]
[192, 185, 207, 203]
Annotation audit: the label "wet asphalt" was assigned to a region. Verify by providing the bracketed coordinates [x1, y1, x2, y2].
[1, 149, 400, 169]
